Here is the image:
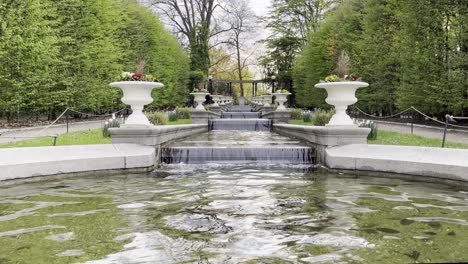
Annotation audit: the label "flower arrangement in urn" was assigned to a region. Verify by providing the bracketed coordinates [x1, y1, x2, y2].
[110, 59, 164, 126]
[315, 50, 369, 126]
[119, 60, 158, 82]
[321, 51, 360, 83]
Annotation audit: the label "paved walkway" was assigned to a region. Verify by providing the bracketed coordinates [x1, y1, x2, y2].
[0, 120, 106, 145]
[374, 121, 468, 144]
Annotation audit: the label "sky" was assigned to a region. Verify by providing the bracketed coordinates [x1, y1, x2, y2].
[250, 0, 272, 17]
[247, 0, 272, 78]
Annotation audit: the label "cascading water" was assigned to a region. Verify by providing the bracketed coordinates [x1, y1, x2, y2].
[164, 105, 314, 164]
[209, 118, 271, 131]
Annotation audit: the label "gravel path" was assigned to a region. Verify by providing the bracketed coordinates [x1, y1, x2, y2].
[0, 120, 106, 145]
[375, 121, 468, 144]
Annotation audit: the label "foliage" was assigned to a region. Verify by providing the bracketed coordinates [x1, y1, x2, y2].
[303, 112, 312, 122]
[312, 108, 335, 126]
[189, 70, 206, 90]
[168, 112, 178, 122]
[175, 107, 191, 119]
[293, 0, 467, 117]
[0, 0, 190, 120]
[356, 119, 378, 140]
[290, 108, 304, 120]
[103, 118, 120, 138]
[147, 112, 169, 125]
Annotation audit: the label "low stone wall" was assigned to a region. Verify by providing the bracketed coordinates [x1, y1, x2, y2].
[273, 124, 370, 164]
[262, 111, 291, 124]
[326, 144, 468, 182]
[109, 124, 207, 146]
[190, 111, 221, 124]
[0, 144, 155, 182]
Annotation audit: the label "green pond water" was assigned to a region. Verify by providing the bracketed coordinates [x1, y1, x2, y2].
[1, 166, 468, 264]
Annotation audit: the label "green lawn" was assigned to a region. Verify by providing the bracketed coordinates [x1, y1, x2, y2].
[0, 129, 111, 148]
[290, 120, 312, 125]
[368, 130, 468, 149]
[0, 119, 193, 148]
[290, 121, 468, 149]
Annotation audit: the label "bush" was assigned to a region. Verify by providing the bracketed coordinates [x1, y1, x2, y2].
[168, 112, 178, 122]
[312, 108, 335, 126]
[147, 112, 168, 125]
[290, 108, 304, 120]
[303, 112, 312, 122]
[175, 107, 191, 119]
[103, 118, 120, 138]
[357, 119, 378, 140]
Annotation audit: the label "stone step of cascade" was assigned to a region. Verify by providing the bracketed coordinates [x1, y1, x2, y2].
[209, 119, 271, 131]
[221, 112, 261, 119]
[227, 105, 254, 112]
[161, 146, 315, 164]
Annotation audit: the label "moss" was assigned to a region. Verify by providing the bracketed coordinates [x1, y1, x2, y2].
[351, 196, 468, 263]
[366, 185, 401, 196]
[0, 194, 128, 264]
[301, 244, 332, 256]
[245, 257, 294, 264]
[0, 203, 35, 216]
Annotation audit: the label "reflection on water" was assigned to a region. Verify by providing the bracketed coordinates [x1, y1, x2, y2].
[1, 166, 468, 263]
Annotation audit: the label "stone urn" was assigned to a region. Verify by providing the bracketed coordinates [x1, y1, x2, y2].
[272, 92, 291, 111]
[110, 81, 164, 126]
[315, 81, 369, 126]
[211, 95, 220, 107]
[262, 95, 272, 107]
[190, 92, 209, 111]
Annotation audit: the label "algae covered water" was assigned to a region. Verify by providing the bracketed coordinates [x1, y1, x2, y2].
[1, 166, 468, 263]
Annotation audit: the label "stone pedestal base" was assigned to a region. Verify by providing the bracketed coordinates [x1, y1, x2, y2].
[191, 110, 221, 124]
[273, 124, 370, 164]
[260, 106, 273, 115]
[262, 111, 291, 124]
[210, 106, 222, 113]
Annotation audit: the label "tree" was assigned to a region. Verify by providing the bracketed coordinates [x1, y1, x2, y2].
[224, 0, 256, 98]
[148, 0, 227, 74]
[354, 0, 400, 115]
[293, 0, 365, 108]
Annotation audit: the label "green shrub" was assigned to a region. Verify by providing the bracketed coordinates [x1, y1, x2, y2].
[175, 107, 191, 119]
[168, 112, 178, 122]
[103, 118, 120, 137]
[312, 108, 335, 126]
[290, 108, 304, 120]
[358, 120, 378, 140]
[147, 112, 168, 125]
[303, 112, 312, 122]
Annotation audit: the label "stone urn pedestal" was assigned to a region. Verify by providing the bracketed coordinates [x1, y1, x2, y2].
[262, 95, 272, 107]
[315, 81, 368, 127]
[272, 92, 291, 111]
[190, 92, 209, 111]
[110, 81, 164, 127]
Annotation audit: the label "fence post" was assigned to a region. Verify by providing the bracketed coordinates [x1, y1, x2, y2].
[442, 114, 450, 148]
[66, 110, 69, 133]
[411, 123, 414, 134]
[52, 135, 58, 146]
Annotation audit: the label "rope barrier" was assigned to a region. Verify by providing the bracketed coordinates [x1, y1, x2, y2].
[353, 106, 468, 129]
[30, 107, 127, 137]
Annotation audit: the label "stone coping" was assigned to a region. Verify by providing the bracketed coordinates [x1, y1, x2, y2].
[109, 124, 207, 146]
[326, 144, 468, 182]
[273, 124, 370, 146]
[0, 144, 155, 182]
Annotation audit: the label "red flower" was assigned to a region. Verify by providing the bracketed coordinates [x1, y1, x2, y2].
[351, 75, 357, 81]
[132, 73, 142, 80]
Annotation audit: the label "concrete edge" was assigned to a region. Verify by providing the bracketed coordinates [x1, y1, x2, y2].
[325, 144, 468, 183]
